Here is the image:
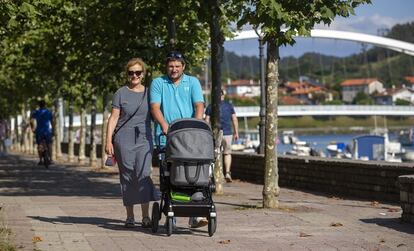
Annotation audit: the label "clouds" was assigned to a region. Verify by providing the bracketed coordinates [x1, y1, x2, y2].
[316, 14, 413, 35]
[225, 0, 414, 57]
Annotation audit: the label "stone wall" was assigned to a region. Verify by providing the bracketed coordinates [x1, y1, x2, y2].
[231, 152, 414, 203]
[58, 143, 414, 204]
[399, 175, 414, 223]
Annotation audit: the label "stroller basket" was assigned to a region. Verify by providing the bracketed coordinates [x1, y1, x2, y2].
[166, 119, 214, 186]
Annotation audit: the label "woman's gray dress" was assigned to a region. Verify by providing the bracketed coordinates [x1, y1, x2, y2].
[112, 86, 159, 206]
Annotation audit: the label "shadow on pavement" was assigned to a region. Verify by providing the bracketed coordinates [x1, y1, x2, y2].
[28, 215, 208, 236]
[360, 217, 414, 234]
[0, 154, 120, 198]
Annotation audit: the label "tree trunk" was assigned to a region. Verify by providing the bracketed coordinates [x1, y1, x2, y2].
[14, 115, 20, 151]
[78, 109, 86, 164]
[68, 103, 75, 162]
[53, 99, 62, 160]
[101, 95, 110, 168]
[89, 95, 97, 167]
[167, 15, 177, 49]
[262, 38, 280, 209]
[207, 0, 225, 195]
[21, 107, 29, 153]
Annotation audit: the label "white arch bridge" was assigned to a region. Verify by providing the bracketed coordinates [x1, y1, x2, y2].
[56, 105, 413, 127]
[235, 105, 414, 117]
[231, 29, 414, 56]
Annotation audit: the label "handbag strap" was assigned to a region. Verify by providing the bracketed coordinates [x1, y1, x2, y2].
[113, 87, 147, 137]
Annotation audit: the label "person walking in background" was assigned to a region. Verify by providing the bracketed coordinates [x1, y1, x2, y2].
[150, 50, 208, 228]
[205, 89, 239, 182]
[0, 116, 9, 156]
[30, 100, 53, 165]
[105, 58, 159, 228]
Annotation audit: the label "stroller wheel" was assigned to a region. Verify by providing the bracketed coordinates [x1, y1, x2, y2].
[208, 217, 217, 237]
[151, 202, 160, 233]
[166, 217, 173, 236]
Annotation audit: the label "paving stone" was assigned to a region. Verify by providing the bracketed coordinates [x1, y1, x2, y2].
[1, 153, 414, 251]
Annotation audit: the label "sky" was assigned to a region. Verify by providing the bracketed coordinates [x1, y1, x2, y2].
[224, 0, 414, 58]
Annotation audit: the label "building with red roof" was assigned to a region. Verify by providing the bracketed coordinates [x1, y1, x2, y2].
[340, 78, 384, 103]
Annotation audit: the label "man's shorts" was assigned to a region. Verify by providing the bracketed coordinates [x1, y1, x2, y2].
[35, 132, 52, 145]
[222, 135, 233, 154]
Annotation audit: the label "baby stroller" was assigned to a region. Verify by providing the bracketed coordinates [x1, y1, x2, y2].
[151, 118, 217, 236]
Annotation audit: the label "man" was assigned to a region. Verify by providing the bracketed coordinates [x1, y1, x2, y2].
[30, 100, 53, 165]
[150, 51, 207, 228]
[205, 89, 239, 182]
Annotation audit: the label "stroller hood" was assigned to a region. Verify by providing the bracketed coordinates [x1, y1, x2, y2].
[166, 118, 214, 161]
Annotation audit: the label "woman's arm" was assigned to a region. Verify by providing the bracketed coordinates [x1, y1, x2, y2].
[105, 108, 120, 155]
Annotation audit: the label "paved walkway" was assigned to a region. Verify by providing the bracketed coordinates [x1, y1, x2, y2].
[0, 153, 413, 251]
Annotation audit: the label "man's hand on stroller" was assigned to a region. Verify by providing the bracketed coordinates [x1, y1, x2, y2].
[161, 123, 169, 135]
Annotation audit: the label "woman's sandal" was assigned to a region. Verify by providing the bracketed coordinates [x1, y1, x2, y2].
[124, 218, 136, 228]
[142, 217, 151, 228]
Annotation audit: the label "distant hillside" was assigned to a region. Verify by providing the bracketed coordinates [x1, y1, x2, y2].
[219, 22, 414, 89]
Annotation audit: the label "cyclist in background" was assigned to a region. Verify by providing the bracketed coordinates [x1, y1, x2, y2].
[30, 100, 53, 165]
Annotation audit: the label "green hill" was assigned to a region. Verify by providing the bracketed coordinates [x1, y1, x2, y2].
[220, 22, 414, 89]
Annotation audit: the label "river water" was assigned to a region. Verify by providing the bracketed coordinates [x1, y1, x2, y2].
[276, 132, 414, 160]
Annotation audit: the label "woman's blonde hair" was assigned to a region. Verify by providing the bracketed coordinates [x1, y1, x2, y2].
[125, 58, 146, 78]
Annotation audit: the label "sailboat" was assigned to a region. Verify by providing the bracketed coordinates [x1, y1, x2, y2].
[353, 116, 403, 162]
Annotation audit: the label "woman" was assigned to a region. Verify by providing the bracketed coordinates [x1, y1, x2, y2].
[106, 58, 159, 228]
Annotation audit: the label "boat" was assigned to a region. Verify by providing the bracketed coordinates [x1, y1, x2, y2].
[286, 141, 311, 156]
[326, 141, 352, 159]
[353, 135, 385, 161]
[398, 128, 414, 146]
[285, 141, 323, 157]
[352, 134, 403, 162]
[281, 130, 298, 144]
[402, 150, 414, 162]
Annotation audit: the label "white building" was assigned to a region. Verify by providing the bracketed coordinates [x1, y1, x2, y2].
[340, 78, 384, 103]
[374, 86, 414, 105]
[225, 79, 260, 97]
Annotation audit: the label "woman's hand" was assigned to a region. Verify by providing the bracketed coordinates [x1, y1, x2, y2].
[105, 141, 114, 155]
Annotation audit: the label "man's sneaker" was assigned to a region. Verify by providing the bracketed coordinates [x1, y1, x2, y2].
[37, 160, 44, 166]
[124, 218, 136, 228]
[225, 172, 232, 183]
[189, 217, 208, 228]
[142, 217, 151, 228]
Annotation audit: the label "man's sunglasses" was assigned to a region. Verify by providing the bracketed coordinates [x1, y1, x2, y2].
[128, 70, 143, 77]
[166, 52, 184, 60]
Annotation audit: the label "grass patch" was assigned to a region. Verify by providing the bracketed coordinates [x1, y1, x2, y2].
[0, 210, 16, 251]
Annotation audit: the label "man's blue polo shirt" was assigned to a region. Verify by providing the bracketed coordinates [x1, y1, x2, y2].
[150, 74, 204, 145]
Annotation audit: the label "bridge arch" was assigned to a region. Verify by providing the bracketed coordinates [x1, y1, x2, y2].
[230, 29, 414, 56]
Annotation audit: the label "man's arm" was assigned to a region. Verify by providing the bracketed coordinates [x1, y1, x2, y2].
[231, 113, 239, 141]
[29, 112, 36, 132]
[194, 102, 204, 119]
[151, 103, 169, 135]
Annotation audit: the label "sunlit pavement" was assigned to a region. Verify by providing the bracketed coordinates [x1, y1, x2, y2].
[0, 153, 413, 251]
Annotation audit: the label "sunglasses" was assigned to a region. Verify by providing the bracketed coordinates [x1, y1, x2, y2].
[128, 70, 143, 77]
[166, 51, 185, 60]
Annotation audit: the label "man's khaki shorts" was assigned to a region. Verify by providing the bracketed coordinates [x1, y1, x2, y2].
[222, 135, 233, 155]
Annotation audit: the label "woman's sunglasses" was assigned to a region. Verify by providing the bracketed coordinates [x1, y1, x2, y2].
[128, 70, 143, 77]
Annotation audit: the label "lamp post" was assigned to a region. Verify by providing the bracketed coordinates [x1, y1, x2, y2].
[256, 29, 266, 154]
